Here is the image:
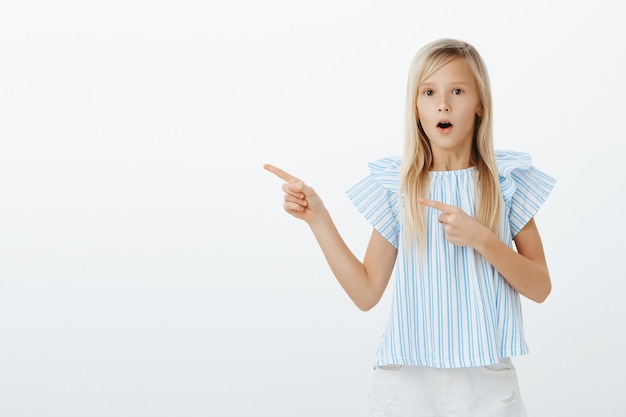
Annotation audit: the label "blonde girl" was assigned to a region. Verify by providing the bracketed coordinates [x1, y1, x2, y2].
[265, 38, 555, 417]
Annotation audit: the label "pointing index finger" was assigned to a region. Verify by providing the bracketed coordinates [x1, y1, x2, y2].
[419, 198, 451, 212]
[263, 163, 301, 184]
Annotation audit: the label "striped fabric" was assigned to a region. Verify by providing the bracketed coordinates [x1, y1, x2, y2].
[346, 150, 556, 368]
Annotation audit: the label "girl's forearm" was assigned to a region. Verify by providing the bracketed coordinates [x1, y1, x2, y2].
[307, 213, 382, 311]
[474, 229, 551, 303]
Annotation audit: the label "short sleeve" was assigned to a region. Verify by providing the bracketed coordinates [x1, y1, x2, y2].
[346, 157, 402, 248]
[496, 150, 556, 236]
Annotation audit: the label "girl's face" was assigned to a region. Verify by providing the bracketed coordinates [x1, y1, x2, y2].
[416, 57, 483, 159]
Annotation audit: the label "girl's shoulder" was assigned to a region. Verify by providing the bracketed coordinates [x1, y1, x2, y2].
[363, 156, 402, 193]
[367, 156, 402, 175]
[495, 149, 532, 174]
[495, 149, 556, 206]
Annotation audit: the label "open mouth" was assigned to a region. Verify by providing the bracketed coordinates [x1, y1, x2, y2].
[437, 122, 452, 129]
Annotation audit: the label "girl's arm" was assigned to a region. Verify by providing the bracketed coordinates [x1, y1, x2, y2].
[420, 198, 551, 303]
[475, 218, 550, 303]
[265, 164, 397, 311]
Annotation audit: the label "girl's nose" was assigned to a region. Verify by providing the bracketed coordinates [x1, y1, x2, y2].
[438, 102, 450, 112]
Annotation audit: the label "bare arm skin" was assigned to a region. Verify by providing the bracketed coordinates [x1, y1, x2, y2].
[264, 164, 397, 311]
[420, 198, 551, 303]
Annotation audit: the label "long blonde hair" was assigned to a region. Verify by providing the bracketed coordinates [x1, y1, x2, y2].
[400, 38, 502, 242]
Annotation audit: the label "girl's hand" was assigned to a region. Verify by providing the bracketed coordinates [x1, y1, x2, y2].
[419, 198, 488, 248]
[264, 164, 327, 224]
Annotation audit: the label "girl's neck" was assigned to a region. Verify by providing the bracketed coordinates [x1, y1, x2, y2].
[429, 152, 473, 171]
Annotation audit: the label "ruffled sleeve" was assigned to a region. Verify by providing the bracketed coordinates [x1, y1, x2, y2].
[346, 157, 402, 248]
[496, 150, 556, 236]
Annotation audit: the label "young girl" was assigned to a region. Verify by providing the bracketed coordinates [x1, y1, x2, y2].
[265, 38, 555, 417]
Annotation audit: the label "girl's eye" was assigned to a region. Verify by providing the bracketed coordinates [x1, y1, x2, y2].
[424, 89, 434, 96]
[453, 88, 463, 95]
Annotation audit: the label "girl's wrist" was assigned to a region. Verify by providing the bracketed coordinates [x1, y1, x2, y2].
[472, 225, 493, 254]
[307, 207, 331, 229]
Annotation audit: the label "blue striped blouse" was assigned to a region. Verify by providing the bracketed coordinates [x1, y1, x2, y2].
[346, 150, 556, 368]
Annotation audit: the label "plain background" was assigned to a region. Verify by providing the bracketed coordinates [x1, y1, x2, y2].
[1, 1, 624, 416]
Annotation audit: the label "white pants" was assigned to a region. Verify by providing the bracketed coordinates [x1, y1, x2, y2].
[363, 358, 527, 417]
